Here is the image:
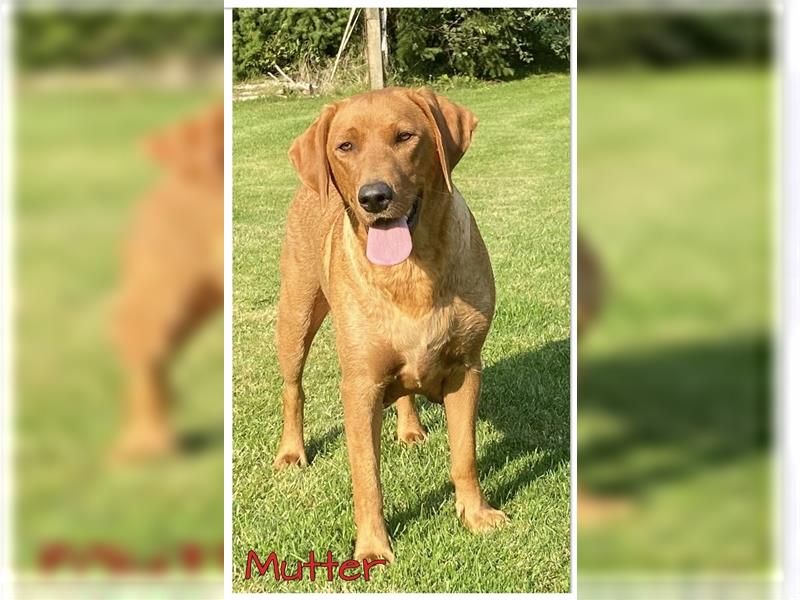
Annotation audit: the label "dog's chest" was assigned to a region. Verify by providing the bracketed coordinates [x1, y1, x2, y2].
[387, 304, 477, 400]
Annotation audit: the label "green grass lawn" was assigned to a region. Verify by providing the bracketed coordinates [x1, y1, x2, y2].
[14, 87, 224, 572]
[233, 75, 571, 593]
[578, 67, 772, 575]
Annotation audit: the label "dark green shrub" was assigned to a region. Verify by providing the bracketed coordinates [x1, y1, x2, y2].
[389, 8, 569, 81]
[16, 11, 222, 70]
[578, 12, 771, 68]
[233, 8, 355, 81]
[232, 8, 570, 83]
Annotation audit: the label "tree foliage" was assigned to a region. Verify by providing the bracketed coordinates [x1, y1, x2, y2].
[233, 8, 356, 82]
[387, 8, 569, 80]
[16, 11, 222, 70]
[232, 8, 570, 82]
[578, 12, 771, 67]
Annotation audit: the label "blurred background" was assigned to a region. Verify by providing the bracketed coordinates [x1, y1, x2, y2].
[577, 8, 775, 599]
[11, 6, 223, 596]
[3, 3, 784, 598]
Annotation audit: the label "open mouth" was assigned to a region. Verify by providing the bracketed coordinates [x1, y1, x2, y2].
[365, 196, 421, 266]
[406, 196, 420, 231]
[372, 196, 420, 232]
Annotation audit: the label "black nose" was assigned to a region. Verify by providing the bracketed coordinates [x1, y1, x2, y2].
[358, 182, 393, 214]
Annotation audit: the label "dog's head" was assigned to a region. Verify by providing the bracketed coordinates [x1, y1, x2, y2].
[288, 88, 477, 265]
[145, 103, 223, 181]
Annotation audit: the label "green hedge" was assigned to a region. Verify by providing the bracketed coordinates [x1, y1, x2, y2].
[233, 8, 355, 82]
[232, 8, 570, 82]
[578, 12, 771, 67]
[16, 11, 222, 70]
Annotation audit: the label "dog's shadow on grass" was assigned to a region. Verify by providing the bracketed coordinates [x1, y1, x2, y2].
[179, 428, 224, 454]
[578, 333, 769, 496]
[307, 424, 344, 464]
[387, 338, 571, 537]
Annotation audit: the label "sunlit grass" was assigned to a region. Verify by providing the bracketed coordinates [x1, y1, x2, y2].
[233, 75, 572, 592]
[578, 67, 772, 575]
[14, 88, 224, 572]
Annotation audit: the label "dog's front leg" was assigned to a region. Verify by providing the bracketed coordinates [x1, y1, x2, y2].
[444, 366, 508, 532]
[113, 365, 174, 460]
[341, 377, 395, 563]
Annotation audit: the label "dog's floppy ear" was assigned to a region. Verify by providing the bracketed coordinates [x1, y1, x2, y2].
[288, 104, 336, 203]
[410, 88, 478, 193]
[145, 104, 224, 178]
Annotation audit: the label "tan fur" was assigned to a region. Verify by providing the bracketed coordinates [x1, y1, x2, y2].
[111, 104, 223, 460]
[274, 88, 506, 562]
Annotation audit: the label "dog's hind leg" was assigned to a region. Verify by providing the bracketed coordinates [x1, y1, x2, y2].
[273, 275, 328, 469]
[396, 395, 427, 445]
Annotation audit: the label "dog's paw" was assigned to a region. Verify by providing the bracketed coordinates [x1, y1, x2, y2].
[272, 448, 308, 470]
[397, 424, 428, 446]
[457, 502, 509, 533]
[109, 425, 176, 463]
[354, 538, 395, 564]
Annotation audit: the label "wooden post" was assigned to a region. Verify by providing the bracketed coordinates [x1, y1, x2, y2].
[380, 8, 388, 74]
[365, 8, 384, 89]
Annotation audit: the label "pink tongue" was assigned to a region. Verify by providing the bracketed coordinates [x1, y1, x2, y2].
[366, 218, 412, 266]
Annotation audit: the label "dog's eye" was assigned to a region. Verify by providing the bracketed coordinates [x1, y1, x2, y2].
[337, 141, 353, 152]
[396, 131, 415, 143]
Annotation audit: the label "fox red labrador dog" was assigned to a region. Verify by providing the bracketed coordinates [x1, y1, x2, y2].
[112, 104, 223, 460]
[274, 87, 506, 562]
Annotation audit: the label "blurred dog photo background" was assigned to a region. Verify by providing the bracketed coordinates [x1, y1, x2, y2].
[12, 7, 224, 590]
[4, 4, 781, 599]
[577, 9, 774, 599]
